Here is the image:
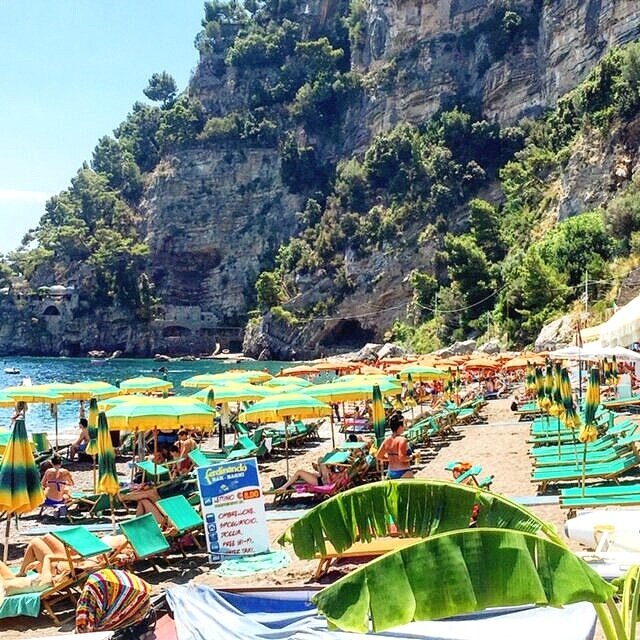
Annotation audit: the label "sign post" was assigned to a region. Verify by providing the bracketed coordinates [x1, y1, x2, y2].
[196, 457, 269, 562]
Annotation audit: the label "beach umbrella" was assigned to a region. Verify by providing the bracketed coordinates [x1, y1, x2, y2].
[0, 418, 44, 561]
[304, 378, 401, 402]
[70, 381, 121, 399]
[611, 355, 619, 387]
[97, 411, 120, 531]
[398, 365, 449, 381]
[372, 384, 386, 448]
[239, 393, 332, 477]
[405, 373, 417, 409]
[190, 382, 272, 404]
[87, 398, 99, 492]
[3, 386, 65, 447]
[578, 367, 601, 495]
[263, 376, 312, 388]
[525, 363, 536, 393]
[312, 360, 360, 372]
[118, 377, 172, 394]
[105, 398, 215, 431]
[276, 364, 320, 377]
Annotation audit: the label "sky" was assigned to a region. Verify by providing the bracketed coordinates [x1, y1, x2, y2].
[0, 0, 205, 253]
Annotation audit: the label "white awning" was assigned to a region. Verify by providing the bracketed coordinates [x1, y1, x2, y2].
[549, 343, 640, 361]
[599, 294, 640, 347]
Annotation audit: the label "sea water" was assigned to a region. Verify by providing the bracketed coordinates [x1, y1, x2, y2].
[0, 356, 292, 436]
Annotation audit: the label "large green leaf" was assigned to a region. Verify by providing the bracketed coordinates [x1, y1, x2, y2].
[312, 528, 615, 633]
[278, 480, 562, 559]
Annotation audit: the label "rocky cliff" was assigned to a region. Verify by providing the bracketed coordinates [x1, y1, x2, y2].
[2, 0, 640, 358]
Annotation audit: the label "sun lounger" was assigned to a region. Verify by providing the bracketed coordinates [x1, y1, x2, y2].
[157, 494, 204, 553]
[313, 536, 423, 579]
[603, 394, 640, 409]
[119, 513, 171, 568]
[531, 451, 640, 493]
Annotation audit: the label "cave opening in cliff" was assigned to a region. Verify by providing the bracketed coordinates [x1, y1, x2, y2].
[43, 305, 60, 316]
[162, 325, 192, 338]
[320, 319, 375, 349]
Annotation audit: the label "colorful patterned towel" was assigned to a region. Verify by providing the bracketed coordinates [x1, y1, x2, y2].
[75, 569, 152, 632]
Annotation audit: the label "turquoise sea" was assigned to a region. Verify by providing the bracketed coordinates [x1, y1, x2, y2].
[0, 357, 294, 436]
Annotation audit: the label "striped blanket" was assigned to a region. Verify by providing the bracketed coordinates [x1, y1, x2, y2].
[76, 569, 152, 632]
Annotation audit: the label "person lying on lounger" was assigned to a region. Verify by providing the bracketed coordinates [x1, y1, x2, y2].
[18, 533, 131, 577]
[276, 457, 344, 492]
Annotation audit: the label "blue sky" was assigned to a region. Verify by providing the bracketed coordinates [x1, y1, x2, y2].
[0, 1, 205, 253]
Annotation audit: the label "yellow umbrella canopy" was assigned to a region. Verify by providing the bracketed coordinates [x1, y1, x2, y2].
[118, 377, 173, 394]
[238, 393, 332, 423]
[104, 398, 215, 431]
[181, 370, 272, 388]
[397, 365, 449, 381]
[190, 382, 271, 403]
[263, 376, 312, 388]
[3, 386, 65, 403]
[305, 378, 400, 403]
[68, 381, 122, 399]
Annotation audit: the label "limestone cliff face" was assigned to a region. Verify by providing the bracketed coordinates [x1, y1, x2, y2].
[344, 0, 640, 151]
[143, 148, 303, 326]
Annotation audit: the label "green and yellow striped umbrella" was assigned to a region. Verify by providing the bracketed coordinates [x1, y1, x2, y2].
[398, 365, 449, 382]
[97, 412, 119, 496]
[263, 376, 311, 388]
[579, 367, 601, 494]
[105, 398, 215, 431]
[119, 377, 173, 394]
[0, 418, 44, 561]
[610, 355, 619, 386]
[86, 398, 99, 456]
[97, 411, 120, 531]
[405, 373, 417, 408]
[560, 367, 581, 430]
[525, 363, 536, 392]
[372, 384, 386, 447]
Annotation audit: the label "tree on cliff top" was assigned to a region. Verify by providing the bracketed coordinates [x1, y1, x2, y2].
[143, 71, 177, 108]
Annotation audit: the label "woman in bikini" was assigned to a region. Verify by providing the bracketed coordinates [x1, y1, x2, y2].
[40, 455, 74, 512]
[376, 412, 414, 479]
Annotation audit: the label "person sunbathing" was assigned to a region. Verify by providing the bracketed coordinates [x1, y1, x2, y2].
[276, 457, 342, 492]
[0, 556, 54, 591]
[18, 533, 130, 577]
[118, 486, 177, 535]
[40, 454, 73, 513]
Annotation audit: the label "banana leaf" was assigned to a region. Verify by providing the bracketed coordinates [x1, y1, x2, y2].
[278, 480, 562, 560]
[312, 527, 615, 633]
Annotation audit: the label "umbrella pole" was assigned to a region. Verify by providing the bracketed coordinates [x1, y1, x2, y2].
[92, 455, 97, 493]
[284, 417, 290, 479]
[330, 414, 335, 449]
[581, 442, 587, 497]
[54, 409, 59, 449]
[153, 429, 158, 480]
[109, 495, 116, 534]
[218, 412, 225, 451]
[3, 516, 10, 563]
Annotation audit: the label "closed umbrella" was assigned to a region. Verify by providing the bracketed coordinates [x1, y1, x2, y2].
[579, 367, 601, 495]
[97, 411, 120, 532]
[86, 398, 99, 491]
[372, 384, 386, 447]
[0, 418, 44, 561]
[548, 363, 565, 456]
[239, 393, 332, 477]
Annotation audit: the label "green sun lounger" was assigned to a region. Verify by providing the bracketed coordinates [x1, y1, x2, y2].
[157, 494, 204, 552]
[119, 513, 171, 563]
[135, 460, 170, 482]
[560, 493, 640, 511]
[561, 480, 640, 499]
[531, 451, 640, 492]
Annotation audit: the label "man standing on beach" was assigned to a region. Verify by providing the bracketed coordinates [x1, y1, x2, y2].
[69, 417, 90, 461]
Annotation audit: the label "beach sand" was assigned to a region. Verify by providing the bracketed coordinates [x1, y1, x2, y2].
[0, 395, 631, 638]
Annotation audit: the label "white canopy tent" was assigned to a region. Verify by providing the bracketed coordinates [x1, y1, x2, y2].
[599, 293, 640, 348]
[549, 343, 640, 361]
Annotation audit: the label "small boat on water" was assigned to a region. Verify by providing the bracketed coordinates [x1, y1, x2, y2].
[3, 367, 20, 374]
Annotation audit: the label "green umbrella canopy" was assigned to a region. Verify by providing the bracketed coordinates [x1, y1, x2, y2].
[69, 381, 122, 399]
[181, 370, 272, 388]
[372, 384, 386, 447]
[3, 386, 64, 404]
[97, 412, 119, 495]
[0, 418, 43, 514]
[118, 377, 173, 393]
[263, 376, 312, 388]
[238, 393, 332, 423]
[398, 365, 449, 381]
[105, 398, 215, 431]
[305, 378, 401, 403]
[190, 382, 272, 403]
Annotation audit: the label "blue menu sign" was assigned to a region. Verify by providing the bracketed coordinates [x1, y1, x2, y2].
[196, 457, 269, 562]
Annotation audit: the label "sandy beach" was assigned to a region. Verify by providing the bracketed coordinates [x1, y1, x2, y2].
[0, 394, 631, 638]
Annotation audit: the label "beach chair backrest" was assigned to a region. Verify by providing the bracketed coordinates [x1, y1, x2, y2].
[119, 513, 170, 559]
[52, 526, 113, 558]
[237, 436, 257, 451]
[136, 460, 170, 480]
[188, 449, 211, 468]
[157, 495, 203, 533]
[32, 432, 51, 454]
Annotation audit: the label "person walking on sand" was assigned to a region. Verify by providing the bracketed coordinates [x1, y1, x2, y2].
[376, 412, 414, 479]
